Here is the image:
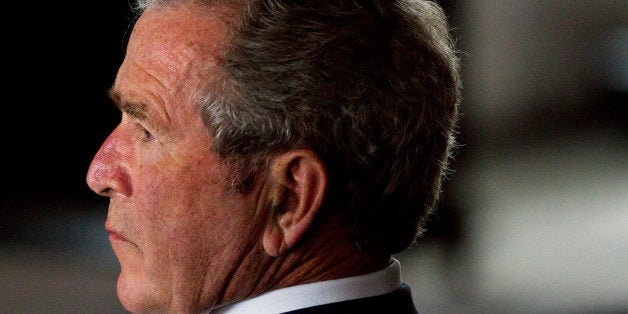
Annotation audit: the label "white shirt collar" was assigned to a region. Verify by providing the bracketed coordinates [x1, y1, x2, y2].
[211, 258, 402, 314]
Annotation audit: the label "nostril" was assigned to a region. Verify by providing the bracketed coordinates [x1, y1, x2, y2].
[100, 187, 113, 197]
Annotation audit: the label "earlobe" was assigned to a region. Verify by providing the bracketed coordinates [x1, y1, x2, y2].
[262, 150, 328, 257]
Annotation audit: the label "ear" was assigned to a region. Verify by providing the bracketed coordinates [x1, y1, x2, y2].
[263, 150, 328, 257]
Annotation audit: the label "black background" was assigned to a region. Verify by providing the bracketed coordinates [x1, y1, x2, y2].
[2, 2, 134, 242]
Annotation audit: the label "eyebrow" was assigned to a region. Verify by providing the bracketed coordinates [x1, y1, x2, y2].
[108, 88, 148, 121]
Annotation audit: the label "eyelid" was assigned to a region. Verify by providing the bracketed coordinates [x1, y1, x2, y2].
[122, 112, 154, 142]
[143, 127, 155, 141]
[134, 121, 155, 141]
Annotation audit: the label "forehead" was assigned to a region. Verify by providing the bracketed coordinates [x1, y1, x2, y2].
[110, 4, 239, 139]
[128, 4, 233, 70]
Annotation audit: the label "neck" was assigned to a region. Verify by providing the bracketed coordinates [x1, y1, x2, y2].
[255, 218, 391, 293]
[212, 218, 390, 310]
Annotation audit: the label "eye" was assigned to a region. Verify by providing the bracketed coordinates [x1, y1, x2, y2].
[134, 122, 155, 142]
[142, 127, 154, 141]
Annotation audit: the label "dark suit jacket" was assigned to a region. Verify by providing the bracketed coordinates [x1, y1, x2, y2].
[282, 283, 418, 314]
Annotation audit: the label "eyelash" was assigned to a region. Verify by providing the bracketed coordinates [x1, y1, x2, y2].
[142, 127, 154, 141]
[135, 122, 154, 141]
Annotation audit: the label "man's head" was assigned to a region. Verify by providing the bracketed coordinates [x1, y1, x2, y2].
[87, 0, 460, 312]
[204, 0, 461, 254]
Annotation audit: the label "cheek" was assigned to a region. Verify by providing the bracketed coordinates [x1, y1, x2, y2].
[133, 162, 237, 256]
[127, 166, 224, 289]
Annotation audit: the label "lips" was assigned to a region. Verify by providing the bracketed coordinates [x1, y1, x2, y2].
[106, 226, 130, 243]
[108, 230, 129, 242]
[105, 223, 141, 251]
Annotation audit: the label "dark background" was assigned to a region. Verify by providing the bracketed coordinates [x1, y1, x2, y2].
[1, 1, 626, 313]
[2, 2, 130, 239]
[3, 2, 129, 205]
[1, 4, 134, 312]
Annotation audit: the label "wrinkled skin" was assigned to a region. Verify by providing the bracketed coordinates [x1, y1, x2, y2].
[86, 5, 273, 312]
[86, 3, 391, 313]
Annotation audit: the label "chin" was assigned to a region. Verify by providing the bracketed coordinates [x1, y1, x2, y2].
[116, 268, 165, 313]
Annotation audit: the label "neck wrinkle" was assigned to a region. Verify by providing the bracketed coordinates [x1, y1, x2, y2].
[259, 218, 390, 293]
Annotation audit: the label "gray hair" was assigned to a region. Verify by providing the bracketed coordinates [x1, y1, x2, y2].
[132, 0, 461, 255]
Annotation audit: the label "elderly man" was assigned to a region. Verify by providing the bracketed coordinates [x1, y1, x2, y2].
[86, 0, 461, 313]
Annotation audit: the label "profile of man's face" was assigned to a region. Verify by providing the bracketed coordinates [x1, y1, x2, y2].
[86, 5, 271, 312]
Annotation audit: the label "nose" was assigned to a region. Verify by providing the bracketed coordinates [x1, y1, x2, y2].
[86, 125, 132, 197]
